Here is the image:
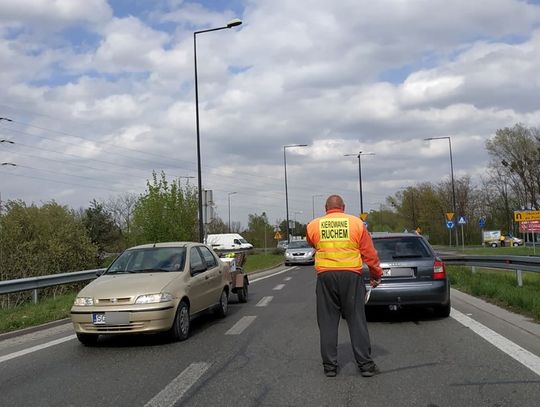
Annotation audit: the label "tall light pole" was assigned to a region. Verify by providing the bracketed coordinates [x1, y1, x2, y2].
[425, 136, 457, 246]
[312, 194, 323, 219]
[228, 191, 237, 232]
[194, 18, 242, 243]
[344, 152, 375, 214]
[284, 144, 307, 244]
[293, 211, 303, 237]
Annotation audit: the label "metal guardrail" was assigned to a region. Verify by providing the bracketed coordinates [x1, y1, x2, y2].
[0, 268, 105, 302]
[438, 253, 540, 286]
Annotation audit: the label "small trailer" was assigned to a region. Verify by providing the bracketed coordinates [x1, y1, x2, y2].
[218, 251, 249, 303]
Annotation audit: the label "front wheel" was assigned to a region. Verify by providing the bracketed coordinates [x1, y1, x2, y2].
[170, 301, 190, 341]
[513, 242, 519, 247]
[76, 333, 99, 346]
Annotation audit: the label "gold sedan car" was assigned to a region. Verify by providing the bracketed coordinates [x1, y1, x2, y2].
[71, 242, 231, 346]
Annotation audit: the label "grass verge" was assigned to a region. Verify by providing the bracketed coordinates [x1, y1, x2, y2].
[243, 253, 283, 273]
[462, 246, 540, 256]
[0, 292, 76, 334]
[447, 265, 540, 321]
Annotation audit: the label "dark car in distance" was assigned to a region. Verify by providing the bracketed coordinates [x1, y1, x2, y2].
[365, 233, 450, 317]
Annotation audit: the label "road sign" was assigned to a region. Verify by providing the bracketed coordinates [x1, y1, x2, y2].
[446, 212, 455, 221]
[458, 216, 467, 225]
[519, 220, 540, 233]
[363, 221, 369, 228]
[478, 218, 486, 228]
[446, 220, 455, 229]
[274, 231, 282, 240]
[360, 213, 368, 221]
[514, 210, 540, 222]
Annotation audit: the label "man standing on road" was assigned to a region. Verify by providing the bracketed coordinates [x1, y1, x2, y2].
[306, 195, 383, 378]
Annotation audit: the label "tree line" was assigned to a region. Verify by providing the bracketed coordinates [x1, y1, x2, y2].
[1, 123, 538, 301]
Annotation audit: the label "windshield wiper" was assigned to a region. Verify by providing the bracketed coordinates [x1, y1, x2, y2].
[107, 270, 137, 274]
[131, 268, 170, 273]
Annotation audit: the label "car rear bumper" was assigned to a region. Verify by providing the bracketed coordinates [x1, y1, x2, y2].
[365, 280, 450, 306]
[70, 305, 176, 335]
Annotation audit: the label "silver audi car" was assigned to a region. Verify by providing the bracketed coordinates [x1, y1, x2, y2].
[365, 233, 450, 317]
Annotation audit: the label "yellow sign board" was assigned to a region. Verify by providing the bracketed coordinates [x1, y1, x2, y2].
[360, 213, 368, 221]
[445, 212, 455, 221]
[274, 231, 282, 240]
[514, 210, 540, 222]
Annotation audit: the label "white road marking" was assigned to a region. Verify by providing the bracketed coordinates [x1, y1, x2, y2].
[284, 277, 292, 281]
[273, 284, 285, 290]
[250, 267, 296, 283]
[144, 362, 209, 407]
[256, 296, 274, 307]
[451, 308, 540, 377]
[0, 334, 76, 364]
[225, 316, 257, 335]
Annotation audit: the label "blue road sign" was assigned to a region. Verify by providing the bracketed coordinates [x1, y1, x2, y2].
[363, 221, 369, 228]
[478, 218, 486, 228]
[446, 220, 455, 229]
[458, 216, 467, 225]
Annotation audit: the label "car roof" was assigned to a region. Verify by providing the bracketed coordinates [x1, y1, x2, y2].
[371, 232, 423, 239]
[126, 242, 202, 250]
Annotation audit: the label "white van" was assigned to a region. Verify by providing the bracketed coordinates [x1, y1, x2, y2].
[206, 234, 253, 251]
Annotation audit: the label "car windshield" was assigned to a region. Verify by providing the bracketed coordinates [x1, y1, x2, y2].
[287, 240, 310, 249]
[373, 237, 431, 261]
[107, 247, 187, 274]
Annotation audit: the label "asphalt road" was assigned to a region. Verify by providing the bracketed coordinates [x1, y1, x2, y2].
[1, 265, 540, 407]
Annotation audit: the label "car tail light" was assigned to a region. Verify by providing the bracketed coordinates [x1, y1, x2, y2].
[433, 260, 446, 280]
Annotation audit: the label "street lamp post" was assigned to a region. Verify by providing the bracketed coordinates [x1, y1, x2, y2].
[194, 18, 242, 243]
[344, 152, 375, 214]
[424, 136, 457, 246]
[227, 191, 237, 233]
[284, 144, 307, 244]
[312, 194, 323, 219]
[293, 211, 302, 237]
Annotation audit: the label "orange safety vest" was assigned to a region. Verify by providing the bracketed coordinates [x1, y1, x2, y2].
[306, 209, 364, 274]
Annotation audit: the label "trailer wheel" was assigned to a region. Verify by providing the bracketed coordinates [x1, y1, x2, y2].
[237, 282, 248, 303]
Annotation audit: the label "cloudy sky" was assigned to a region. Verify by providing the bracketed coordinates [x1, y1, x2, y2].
[1, 0, 540, 229]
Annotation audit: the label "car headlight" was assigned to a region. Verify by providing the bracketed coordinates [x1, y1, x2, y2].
[74, 297, 94, 306]
[285, 252, 293, 258]
[135, 293, 174, 304]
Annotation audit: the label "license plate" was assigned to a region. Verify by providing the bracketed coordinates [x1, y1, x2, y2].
[383, 268, 414, 277]
[92, 312, 130, 325]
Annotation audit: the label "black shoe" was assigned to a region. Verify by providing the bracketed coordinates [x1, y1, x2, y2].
[324, 369, 337, 377]
[360, 363, 380, 377]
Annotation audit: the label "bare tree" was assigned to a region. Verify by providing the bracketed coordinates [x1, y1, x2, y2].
[104, 192, 138, 234]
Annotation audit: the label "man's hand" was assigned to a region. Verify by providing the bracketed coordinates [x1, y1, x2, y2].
[370, 277, 381, 288]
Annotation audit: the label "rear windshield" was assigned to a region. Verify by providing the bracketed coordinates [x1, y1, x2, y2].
[107, 247, 187, 273]
[373, 237, 432, 261]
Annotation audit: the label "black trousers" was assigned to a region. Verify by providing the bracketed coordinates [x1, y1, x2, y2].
[316, 271, 373, 371]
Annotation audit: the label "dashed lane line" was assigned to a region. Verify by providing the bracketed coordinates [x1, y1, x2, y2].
[256, 296, 274, 307]
[451, 308, 540, 377]
[225, 316, 257, 335]
[249, 267, 297, 283]
[144, 362, 210, 407]
[0, 334, 76, 365]
[284, 277, 292, 281]
[273, 284, 285, 290]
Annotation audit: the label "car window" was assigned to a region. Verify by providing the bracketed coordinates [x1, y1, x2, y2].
[287, 241, 310, 249]
[108, 248, 186, 273]
[190, 247, 206, 273]
[198, 246, 218, 268]
[233, 239, 241, 244]
[373, 237, 432, 261]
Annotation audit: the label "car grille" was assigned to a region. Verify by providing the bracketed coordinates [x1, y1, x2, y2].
[95, 297, 132, 305]
[81, 322, 146, 332]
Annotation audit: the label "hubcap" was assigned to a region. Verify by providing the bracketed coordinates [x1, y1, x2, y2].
[179, 306, 189, 335]
[221, 292, 228, 313]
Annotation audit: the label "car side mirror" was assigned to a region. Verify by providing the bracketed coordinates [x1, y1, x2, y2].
[96, 269, 106, 277]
